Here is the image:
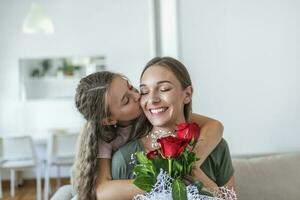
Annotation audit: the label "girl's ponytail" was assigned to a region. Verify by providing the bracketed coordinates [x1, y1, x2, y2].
[74, 71, 117, 200]
[74, 121, 99, 200]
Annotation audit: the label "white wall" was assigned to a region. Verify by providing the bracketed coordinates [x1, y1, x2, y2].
[0, 0, 152, 137]
[178, 0, 300, 155]
[0, 0, 153, 179]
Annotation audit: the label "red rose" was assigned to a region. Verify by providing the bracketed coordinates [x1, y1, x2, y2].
[146, 149, 159, 160]
[157, 136, 189, 158]
[176, 122, 200, 144]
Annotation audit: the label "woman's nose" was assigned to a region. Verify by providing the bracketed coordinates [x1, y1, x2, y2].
[148, 91, 160, 104]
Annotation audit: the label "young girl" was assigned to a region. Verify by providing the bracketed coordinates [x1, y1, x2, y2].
[74, 70, 224, 200]
[111, 57, 235, 198]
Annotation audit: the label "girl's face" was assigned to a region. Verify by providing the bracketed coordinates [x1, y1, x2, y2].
[140, 66, 192, 129]
[106, 75, 142, 126]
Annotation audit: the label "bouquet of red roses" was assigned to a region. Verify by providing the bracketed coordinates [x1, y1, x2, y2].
[133, 123, 203, 200]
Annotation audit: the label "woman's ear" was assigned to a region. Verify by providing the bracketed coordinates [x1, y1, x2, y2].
[101, 117, 117, 126]
[183, 85, 193, 104]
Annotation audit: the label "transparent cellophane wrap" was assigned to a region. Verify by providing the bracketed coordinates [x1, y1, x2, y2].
[133, 170, 237, 200]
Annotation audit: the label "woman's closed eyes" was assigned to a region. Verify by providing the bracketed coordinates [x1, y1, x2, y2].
[140, 86, 172, 96]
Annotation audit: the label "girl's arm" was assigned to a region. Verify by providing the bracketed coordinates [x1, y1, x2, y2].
[190, 113, 224, 165]
[96, 159, 143, 200]
[96, 114, 224, 199]
[188, 113, 223, 187]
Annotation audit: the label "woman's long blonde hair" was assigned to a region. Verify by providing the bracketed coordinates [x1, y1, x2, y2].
[74, 71, 118, 200]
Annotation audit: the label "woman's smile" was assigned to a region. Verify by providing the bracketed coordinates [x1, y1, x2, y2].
[149, 107, 168, 114]
[140, 66, 188, 128]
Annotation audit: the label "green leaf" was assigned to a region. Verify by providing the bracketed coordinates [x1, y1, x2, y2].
[186, 152, 199, 173]
[135, 151, 151, 164]
[134, 151, 157, 177]
[174, 160, 183, 172]
[152, 156, 168, 173]
[133, 174, 156, 192]
[182, 150, 189, 161]
[188, 152, 197, 163]
[173, 160, 183, 178]
[172, 179, 187, 200]
[133, 165, 153, 175]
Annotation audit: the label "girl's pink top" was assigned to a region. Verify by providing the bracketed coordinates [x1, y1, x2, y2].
[98, 125, 132, 159]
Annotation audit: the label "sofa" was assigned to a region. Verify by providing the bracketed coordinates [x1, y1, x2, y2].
[51, 152, 300, 200]
[233, 152, 300, 199]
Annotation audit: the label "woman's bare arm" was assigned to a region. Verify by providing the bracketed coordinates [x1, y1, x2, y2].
[96, 159, 143, 200]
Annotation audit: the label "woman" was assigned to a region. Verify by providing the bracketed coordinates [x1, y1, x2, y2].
[111, 57, 235, 198]
[74, 70, 224, 200]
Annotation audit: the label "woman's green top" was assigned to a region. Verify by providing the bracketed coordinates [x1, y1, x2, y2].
[111, 138, 234, 186]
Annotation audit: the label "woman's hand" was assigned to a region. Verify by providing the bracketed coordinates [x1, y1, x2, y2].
[184, 164, 218, 189]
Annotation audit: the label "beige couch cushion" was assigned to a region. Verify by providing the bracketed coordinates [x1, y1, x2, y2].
[233, 153, 300, 200]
